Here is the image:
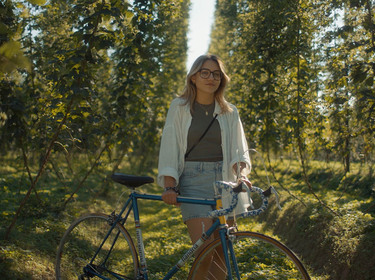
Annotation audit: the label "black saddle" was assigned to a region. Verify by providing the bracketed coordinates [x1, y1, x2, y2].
[111, 173, 154, 188]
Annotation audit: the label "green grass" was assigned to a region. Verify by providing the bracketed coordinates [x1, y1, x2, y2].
[0, 156, 374, 279]
[250, 159, 375, 279]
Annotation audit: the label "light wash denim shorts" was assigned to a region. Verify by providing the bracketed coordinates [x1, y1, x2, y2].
[179, 161, 223, 222]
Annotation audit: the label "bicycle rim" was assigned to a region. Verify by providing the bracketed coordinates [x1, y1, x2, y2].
[56, 213, 139, 280]
[188, 231, 310, 280]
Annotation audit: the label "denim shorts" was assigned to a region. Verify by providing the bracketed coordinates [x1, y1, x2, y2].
[179, 161, 223, 222]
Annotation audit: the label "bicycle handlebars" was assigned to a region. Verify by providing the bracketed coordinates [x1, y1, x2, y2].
[208, 181, 269, 219]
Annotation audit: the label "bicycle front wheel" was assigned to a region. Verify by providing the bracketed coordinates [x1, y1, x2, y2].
[189, 231, 310, 280]
[56, 213, 139, 280]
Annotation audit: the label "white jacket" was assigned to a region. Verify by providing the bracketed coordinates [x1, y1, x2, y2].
[157, 98, 251, 213]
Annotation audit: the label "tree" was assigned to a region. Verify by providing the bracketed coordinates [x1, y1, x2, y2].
[210, 0, 345, 214]
[2, 0, 190, 239]
[323, 0, 375, 172]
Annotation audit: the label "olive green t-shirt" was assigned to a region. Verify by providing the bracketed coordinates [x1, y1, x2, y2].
[185, 102, 223, 162]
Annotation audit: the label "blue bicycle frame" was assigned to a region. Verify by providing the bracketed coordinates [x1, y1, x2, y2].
[84, 190, 238, 280]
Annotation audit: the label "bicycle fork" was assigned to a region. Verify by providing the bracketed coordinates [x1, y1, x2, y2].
[216, 228, 242, 280]
[215, 197, 242, 280]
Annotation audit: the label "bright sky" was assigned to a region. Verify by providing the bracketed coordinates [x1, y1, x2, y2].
[186, 0, 216, 70]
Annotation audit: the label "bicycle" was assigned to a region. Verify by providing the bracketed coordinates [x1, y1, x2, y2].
[55, 173, 311, 279]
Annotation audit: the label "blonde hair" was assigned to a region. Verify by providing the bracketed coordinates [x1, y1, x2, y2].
[180, 54, 232, 113]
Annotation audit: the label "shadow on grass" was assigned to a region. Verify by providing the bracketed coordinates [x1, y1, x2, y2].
[257, 198, 375, 280]
[348, 225, 375, 280]
[1, 204, 191, 280]
[0, 259, 35, 280]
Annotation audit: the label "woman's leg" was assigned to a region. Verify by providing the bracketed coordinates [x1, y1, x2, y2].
[186, 218, 233, 280]
[205, 220, 235, 280]
[186, 218, 215, 280]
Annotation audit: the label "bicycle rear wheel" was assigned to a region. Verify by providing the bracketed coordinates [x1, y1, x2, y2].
[188, 231, 310, 280]
[56, 213, 139, 280]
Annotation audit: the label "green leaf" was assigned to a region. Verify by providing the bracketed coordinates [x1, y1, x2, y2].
[27, 0, 47, 5]
[0, 41, 31, 73]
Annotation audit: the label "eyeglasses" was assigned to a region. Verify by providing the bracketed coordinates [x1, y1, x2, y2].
[198, 68, 222, 81]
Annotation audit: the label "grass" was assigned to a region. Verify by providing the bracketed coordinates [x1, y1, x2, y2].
[250, 159, 375, 280]
[0, 156, 374, 279]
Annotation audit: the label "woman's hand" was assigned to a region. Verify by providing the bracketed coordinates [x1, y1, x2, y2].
[162, 189, 179, 205]
[162, 176, 179, 205]
[233, 162, 252, 190]
[238, 176, 252, 190]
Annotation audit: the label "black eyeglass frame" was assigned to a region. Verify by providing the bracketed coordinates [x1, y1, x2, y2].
[198, 68, 222, 81]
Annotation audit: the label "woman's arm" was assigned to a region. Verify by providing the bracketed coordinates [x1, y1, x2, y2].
[161, 176, 179, 205]
[230, 107, 251, 187]
[233, 162, 248, 178]
[229, 108, 251, 177]
[233, 162, 252, 190]
[157, 99, 181, 187]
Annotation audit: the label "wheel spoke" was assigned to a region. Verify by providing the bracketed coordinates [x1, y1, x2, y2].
[56, 213, 139, 280]
[189, 231, 310, 280]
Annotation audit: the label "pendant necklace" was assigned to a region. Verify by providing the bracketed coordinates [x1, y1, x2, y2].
[197, 102, 214, 116]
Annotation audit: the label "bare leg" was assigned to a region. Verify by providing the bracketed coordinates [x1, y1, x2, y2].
[186, 218, 215, 280]
[206, 219, 235, 279]
[186, 219, 234, 280]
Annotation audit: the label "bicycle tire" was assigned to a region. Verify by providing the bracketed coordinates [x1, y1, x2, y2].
[188, 231, 310, 280]
[56, 213, 139, 280]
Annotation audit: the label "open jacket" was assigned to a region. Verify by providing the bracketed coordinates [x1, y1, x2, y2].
[158, 97, 251, 214]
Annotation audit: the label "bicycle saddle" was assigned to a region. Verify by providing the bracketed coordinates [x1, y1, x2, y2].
[111, 173, 154, 188]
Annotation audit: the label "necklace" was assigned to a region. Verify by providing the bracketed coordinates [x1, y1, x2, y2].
[196, 102, 214, 116]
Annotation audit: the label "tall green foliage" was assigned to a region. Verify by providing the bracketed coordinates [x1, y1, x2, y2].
[210, 0, 374, 173]
[1, 0, 189, 168]
[2, 0, 188, 146]
[323, 0, 375, 172]
[211, 0, 319, 159]
[1, 0, 189, 238]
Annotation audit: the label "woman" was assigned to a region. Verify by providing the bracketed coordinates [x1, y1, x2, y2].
[157, 54, 251, 279]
